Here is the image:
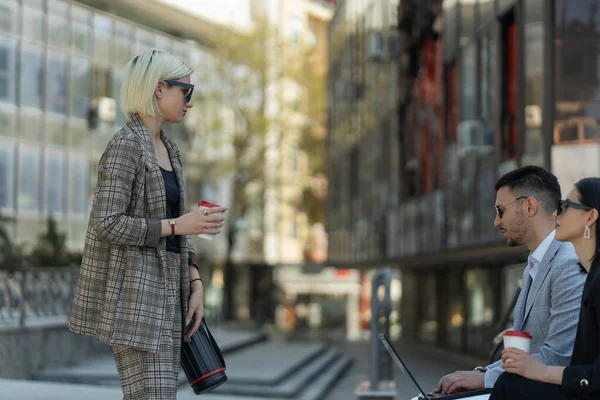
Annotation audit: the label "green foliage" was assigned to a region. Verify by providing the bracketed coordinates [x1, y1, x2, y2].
[0, 219, 23, 273]
[31, 216, 74, 267]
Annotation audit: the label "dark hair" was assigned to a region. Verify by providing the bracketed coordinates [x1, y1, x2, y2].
[575, 177, 600, 262]
[495, 166, 561, 215]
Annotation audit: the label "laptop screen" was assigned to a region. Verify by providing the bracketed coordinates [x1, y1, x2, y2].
[379, 333, 428, 398]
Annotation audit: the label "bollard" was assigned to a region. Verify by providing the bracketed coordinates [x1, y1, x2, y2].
[356, 268, 397, 400]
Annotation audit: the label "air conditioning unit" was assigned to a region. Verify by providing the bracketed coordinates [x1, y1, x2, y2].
[97, 97, 117, 122]
[525, 105, 542, 128]
[367, 31, 384, 61]
[457, 120, 493, 157]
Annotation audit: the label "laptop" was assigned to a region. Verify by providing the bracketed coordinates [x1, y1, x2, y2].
[379, 334, 492, 400]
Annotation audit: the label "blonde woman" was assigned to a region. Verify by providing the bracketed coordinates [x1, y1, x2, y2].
[68, 49, 226, 399]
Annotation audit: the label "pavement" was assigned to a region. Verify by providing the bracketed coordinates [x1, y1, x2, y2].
[325, 339, 488, 400]
[0, 330, 488, 400]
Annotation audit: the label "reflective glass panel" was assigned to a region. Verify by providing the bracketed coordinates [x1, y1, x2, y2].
[0, 0, 19, 35]
[0, 103, 15, 136]
[20, 44, 44, 109]
[70, 57, 91, 119]
[47, 51, 68, 114]
[68, 152, 88, 215]
[0, 36, 17, 104]
[20, 108, 42, 143]
[22, 6, 44, 42]
[44, 149, 65, 214]
[17, 144, 41, 212]
[0, 136, 15, 210]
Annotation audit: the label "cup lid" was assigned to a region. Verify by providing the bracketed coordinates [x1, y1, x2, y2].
[503, 330, 532, 339]
[198, 201, 219, 208]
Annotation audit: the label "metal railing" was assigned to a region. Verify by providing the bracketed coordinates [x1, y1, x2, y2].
[0, 267, 79, 327]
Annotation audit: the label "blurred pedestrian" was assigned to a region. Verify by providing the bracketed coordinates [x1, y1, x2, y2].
[68, 49, 226, 399]
[490, 178, 600, 400]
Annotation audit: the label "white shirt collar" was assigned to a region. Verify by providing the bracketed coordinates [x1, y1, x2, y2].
[527, 230, 556, 281]
[531, 230, 556, 263]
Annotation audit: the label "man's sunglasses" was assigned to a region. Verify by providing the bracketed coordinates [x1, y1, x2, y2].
[495, 196, 528, 219]
[163, 80, 194, 103]
[557, 199, 593, 216]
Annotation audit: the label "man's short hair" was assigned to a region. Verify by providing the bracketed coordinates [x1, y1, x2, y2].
[120, 49, 193, 119]
[495, 166, 561, 215]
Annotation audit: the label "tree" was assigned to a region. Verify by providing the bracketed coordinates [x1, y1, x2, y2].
[188, 17, 328, 319]
[0, 217, 23, 273]
[31, 216, 70, 267]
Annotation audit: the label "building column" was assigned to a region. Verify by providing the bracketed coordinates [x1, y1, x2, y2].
[346, 292, 361, 341]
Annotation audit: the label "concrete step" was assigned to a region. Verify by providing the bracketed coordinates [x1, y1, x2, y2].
[298, 355, 354, 400]
[214, 349, 341, 398]
[30, 328, 266, 386]
[222, 342, 325, 386]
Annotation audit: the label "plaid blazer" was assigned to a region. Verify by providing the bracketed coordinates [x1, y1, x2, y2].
[484, 239, 585, 387]
[68, 114, 197, 353]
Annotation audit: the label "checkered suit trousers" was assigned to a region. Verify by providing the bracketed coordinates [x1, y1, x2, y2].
[113, 252, 184, 400]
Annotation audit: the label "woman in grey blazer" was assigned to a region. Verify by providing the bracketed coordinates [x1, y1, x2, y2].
[68, 49, 226, 399]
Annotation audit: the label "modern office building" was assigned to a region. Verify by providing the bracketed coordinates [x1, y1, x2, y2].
[0, 0, 223, 256]
[327, 0, 600, 356]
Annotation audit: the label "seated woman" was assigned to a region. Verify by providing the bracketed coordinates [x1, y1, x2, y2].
[490, 177, 600, 400]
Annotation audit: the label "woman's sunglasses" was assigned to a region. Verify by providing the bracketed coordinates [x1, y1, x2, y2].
[557, 199, 594, 216]
[163, 80, 194, 103]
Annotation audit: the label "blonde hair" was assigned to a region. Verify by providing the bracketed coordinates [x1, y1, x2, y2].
[120, 49, 193, 119]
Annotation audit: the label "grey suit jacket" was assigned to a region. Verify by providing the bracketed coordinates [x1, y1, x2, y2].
[484, 239, 585, 387]
[68, 114, 196, 353]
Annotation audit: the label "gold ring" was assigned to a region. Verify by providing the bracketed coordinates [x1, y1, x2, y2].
[203, 208, 208, 216]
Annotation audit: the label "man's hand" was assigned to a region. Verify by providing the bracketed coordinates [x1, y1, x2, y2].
[436, 370, 485, 394]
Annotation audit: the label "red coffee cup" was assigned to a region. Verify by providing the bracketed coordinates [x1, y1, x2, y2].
[502, 330, 532, 353]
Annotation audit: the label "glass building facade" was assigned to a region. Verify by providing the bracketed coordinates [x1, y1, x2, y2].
[327, 0, 600, 357]
[0, 0, 208, 252]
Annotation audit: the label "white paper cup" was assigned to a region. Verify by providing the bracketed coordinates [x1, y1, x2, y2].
[502, 330, 532, 353]
[197, 201, 223, 240]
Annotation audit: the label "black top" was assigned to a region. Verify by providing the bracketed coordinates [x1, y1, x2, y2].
[562, 258, 600, 398]
[160, 167, 180, 253]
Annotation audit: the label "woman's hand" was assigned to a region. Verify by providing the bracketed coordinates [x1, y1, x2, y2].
[184, 281, 204, 343]
[501, 348, 547, 381]
[176, 207, 227, 236]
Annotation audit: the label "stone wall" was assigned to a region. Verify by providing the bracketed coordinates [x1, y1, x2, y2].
[0, 320, 109, 379]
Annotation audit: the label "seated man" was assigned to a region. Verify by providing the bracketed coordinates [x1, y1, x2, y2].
[436, 166, 585, 394]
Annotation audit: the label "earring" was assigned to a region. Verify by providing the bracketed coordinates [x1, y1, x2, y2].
[584, 226, 591, 240]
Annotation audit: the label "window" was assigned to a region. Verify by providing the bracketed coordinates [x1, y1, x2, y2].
[44, 149, 65, 214]
[46, 113, 66, 146]
[115, 22, 135, 66]
[94, 14, 113, 63]
[0, 0, 18, 35]
[113, 69, 126, 127]
[68, 153, 88, 215]
[71, 57, 91, 119]
[21, 5, 44, 42]
[20, 44, 44, 109]
[20, 109, 42, 142]
[135, 27, 155, 54]
[47, 51, 68, 114]
[0, 103, 15, 136]
[69, 117, 88, 149]
[0, 137, 15, 210]
[71, 6, 91, 55]
[17, 144, 41, 212]
[0, 37, 16, 104]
